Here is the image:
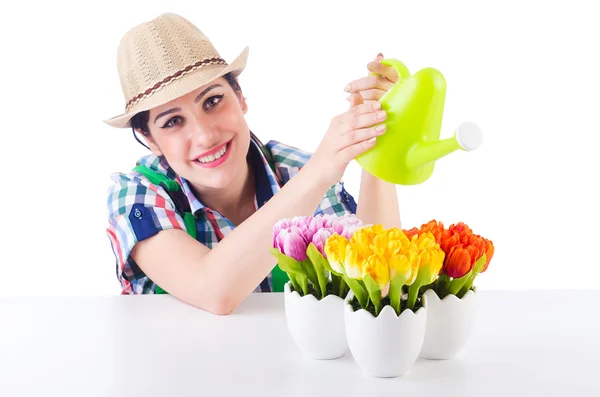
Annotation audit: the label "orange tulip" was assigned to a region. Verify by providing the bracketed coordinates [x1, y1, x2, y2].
[445, 244, 472, 278]
[482, 238, 495, 272]
[465, 234, 486, 267]
[450, 222, 473, 244]
[439, 229, 460, 254]
[403, 227, 420, 240]
[420, 219, 445, 242]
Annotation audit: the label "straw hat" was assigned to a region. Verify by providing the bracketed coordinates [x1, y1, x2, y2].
[104, 13, 249, 129]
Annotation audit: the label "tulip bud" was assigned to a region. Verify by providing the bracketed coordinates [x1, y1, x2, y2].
[344, 242, 365, 279]
[389, 248, 419, 285]
[440, 229, 460, 254]
[275, 226, 309, 262]
[449, 222, 473, 244]
[341, 224, 361, 240]
[445, 244, 472, 278]
[324, 234, 348, 274]
[273, 218, 292, 246]
[363, 253, 390, 292]
[482, 239, 495, 272]
[311, 227, 335, 257]
[403, 227, 420, 240]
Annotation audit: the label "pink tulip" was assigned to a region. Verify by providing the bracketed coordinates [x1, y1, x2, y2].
[275, 226, 309, 262]
[332, 214, 363, 235]
[273, 218, 293, 247]
[341, 224, 362, 240]
[311, 227, 335, 257]
[290, 216, 311, 241]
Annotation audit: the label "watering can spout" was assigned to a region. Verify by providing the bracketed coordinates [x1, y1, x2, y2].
[405, 122, 483, 171]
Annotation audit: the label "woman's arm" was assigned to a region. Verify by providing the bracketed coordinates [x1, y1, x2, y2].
[131, 99, 387, 315]
[347, 54, 402, 230]
[356, 168, 401, 229]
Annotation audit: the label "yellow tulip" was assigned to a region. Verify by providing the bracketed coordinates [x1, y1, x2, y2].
[413, 232, 445, 285]
[385, 228, 410, 257]
[324, 234, 348, 275]
[363, 253, 390, 290]
[344, 241, 366, 279]
[389, 248, 420, 285]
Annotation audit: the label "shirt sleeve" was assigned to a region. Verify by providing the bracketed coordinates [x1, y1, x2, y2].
[265, 139, 358, 217]
[105, 171, 187, 273]
[315, 180, 358, 216]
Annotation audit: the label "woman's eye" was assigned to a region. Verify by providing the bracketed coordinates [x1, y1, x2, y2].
[204, 94, 224, 110]
[162, 116, 183, 128]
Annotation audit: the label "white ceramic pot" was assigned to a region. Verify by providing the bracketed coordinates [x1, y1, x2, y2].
[344, 294, 427, 378]
[419, 288, 478, 360]
[284, 282, 348, 360]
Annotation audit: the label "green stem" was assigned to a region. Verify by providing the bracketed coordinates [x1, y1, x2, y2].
[407, 283, 420, 311]
[332, 274, 340, 297]
[340, 277, 349, 298]
[389, 275, 407, 316]
[288, 274, 301, 294]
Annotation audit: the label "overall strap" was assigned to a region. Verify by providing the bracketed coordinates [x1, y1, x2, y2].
[132, 165, 197, 240]
[132, 164, 197, 295]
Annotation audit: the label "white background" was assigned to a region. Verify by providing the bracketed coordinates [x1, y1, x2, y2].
[0, 0, 598, 297]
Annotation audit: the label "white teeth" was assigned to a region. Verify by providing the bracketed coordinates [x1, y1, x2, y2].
[198, 145, 227, 163]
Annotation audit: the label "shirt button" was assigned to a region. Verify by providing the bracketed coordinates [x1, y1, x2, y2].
[134, 208, 143, 219]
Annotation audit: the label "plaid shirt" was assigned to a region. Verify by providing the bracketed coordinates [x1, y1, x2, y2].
[106, 139, 358, 295]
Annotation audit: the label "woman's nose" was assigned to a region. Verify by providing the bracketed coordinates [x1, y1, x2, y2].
[187, 115, 219, 147]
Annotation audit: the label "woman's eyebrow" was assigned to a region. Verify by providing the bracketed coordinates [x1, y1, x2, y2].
[153, 84, 223, 124]
[154, 108, 182, 124]
[194, 84, 222, 103]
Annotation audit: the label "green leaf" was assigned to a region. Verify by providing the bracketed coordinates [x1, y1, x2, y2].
[456, 254, 486, 298]
[297, 273, 309, 296]
[473, 253, 487, 274]
[300, 258, 319, 292]
[313, 245, 342, 277]
[362, 274, 382, 316]
[435, 273, 451, 298]
[343, 276, 369, 309]
[389, 274, 407, 316]
[448, 268, 473, 296]
[288, 273, 302, 294]
[306, 243, 329, 298]
[269, 248, 305, 275]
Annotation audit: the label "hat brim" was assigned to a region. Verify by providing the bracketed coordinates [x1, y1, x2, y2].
[103, 46, 249, 129]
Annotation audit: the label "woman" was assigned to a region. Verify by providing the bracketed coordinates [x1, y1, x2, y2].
[104, 13, 401, 314]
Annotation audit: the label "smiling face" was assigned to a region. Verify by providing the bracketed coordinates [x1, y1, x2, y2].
[140, 77, 250, 192]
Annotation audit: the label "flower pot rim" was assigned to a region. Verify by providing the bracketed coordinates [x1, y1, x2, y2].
[343, 297, 426, 320]
[423, 286, 478, 303]
[283, 281, 345, 303]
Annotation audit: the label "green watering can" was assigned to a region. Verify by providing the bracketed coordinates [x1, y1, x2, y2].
[356, 59, 483, 185]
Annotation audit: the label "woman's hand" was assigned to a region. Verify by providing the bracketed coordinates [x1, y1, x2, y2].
[345, 53, 399, 104]
[306, 94, 388, 189]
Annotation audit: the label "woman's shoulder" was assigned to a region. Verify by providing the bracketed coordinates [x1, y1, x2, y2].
[110, 154, 176, 184]
[106, 154, 179, 218]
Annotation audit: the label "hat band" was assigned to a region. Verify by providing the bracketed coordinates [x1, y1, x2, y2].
[125, 56, 227, 112]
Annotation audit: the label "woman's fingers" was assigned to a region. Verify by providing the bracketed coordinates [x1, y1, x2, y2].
[339, 105, 387, 131]
[345, 75, 394, 94]
[367, 60, 399, 83]
[355, 89, 387, 101]
[338, 133, 378, 162]
[339, 124, 386, 150]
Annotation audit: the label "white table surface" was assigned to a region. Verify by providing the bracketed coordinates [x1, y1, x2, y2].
[1, 290, 598, 396]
